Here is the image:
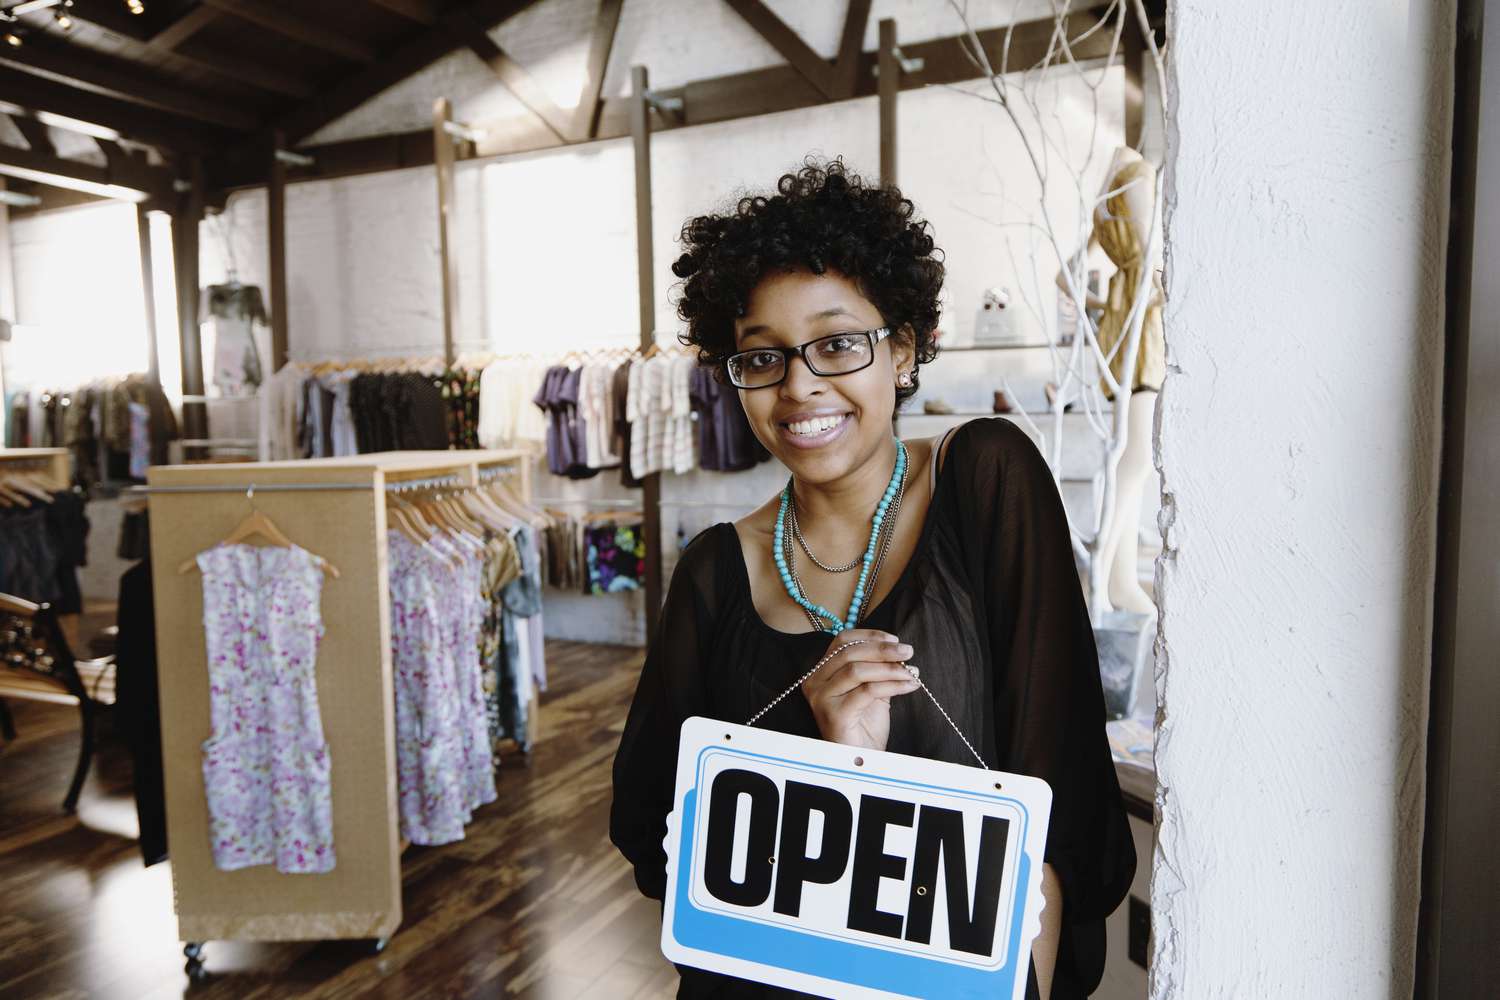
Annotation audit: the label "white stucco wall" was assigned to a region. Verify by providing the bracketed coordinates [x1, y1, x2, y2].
[1152, 2, 1453, 997]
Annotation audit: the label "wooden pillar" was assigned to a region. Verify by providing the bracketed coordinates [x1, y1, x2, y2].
[268, 130, 289, 372]
[1123, 19, 1144, 151]
[432, 98, 459, 368]
[878, 19, 898, 187]
[631, 65, 664, 646]
[0, 178, 13, 411]
[136, 205, 161, 385]
[173, 156, 207, 443]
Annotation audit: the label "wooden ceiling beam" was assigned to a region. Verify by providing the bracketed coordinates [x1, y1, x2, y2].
[150, 7, 222, 50]
[16, 5, 312, 100]
[0, 67, 231, 155]
[570, 0, 623, 141]
[0, 39, 259, 129]
[363, 0, 439, 24]
[265, 0, 541, 146]
[832, 0, 872, 99]
[202, 0, 378, 63]
[215, 6, 1116, 193]
[463, 26, 571, 142]
[7, 114, 55, 156]
[0, 140, 174, 203]
[723, 0, 836, 100]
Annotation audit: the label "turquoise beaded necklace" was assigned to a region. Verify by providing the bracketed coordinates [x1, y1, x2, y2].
[773, 438, 908, 634]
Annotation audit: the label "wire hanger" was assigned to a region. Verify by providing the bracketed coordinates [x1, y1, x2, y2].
[178, 485, 340, 577]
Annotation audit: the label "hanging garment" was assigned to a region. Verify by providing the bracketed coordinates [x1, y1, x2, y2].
[201, 283, 268, 394]
[196, 543, 335, 874]
[499, 523, 543, 749]
[116, 555, 167, 866]
[0, 506, 61, 604]
[5, 391, 29, 447]
[433, 368, 482, 450]
[259, 363, 308, 461]
[611, 361, 641, 488]
[388, 532, 496, 845]
[688, 366, 770, 472]
[478, 358, 549, 450]
[44, 489, 88, 614]
[128, 401, 151, 480]
[478, 533, 515, 755]
[584, 521, 646, 594]
[319, 368, 361, 457]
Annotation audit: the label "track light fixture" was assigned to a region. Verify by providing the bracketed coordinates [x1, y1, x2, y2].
[3, 29, 21, 46]
[126, 0, 144, 14]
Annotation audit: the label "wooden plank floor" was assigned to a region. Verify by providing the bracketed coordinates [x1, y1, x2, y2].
[0, 638, 678, 1000]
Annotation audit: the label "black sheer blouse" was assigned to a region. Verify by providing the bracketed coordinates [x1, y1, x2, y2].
[610, 418, 1135, 999]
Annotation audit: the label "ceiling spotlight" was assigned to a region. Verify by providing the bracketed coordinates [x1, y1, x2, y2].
[55, 12, 73, 30]
[4, 31, 22, 47]
[125, 0, 145, 14]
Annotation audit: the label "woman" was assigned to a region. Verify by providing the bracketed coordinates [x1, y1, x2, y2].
[610, 159, 1135, 999]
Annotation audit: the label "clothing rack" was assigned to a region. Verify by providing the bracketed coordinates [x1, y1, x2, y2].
[0, 447, 71, 491]
[144, 448, 532, 961]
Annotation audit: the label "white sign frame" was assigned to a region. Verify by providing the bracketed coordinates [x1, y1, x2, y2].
[662, 717, 1053, 1000]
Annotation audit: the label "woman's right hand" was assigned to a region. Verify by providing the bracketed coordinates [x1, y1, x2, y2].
[801, 629, 920, 752]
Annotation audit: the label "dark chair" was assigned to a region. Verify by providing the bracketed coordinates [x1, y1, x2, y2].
[0, 592, 117, 812]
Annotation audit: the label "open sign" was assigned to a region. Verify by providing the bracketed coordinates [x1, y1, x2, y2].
[662, 718, 1052, 1000]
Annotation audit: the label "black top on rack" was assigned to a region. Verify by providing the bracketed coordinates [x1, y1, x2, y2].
[610, 418, 1135, 1000]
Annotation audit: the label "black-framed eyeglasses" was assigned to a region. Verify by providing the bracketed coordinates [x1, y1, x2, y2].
[724, 327, 892, 389]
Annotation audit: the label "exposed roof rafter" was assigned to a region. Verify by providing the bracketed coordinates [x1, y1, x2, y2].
[0, 38, 258, 129]
[363, 0, 439, 24]
[264, 0, 542, 146]
[463, 22, 571, 142]
[0, 139, 174, 203]
[570, 0, 623, 141]
[724, 0, 837, 100]
[202, 0, 378, 63]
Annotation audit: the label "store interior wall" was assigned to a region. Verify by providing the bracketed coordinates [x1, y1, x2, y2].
[0, 0, 1168, 636]
[185, 57, 1141, 641]
[1153, 1, 1454, 996]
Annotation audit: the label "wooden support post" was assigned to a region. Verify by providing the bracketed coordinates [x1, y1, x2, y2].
[1123, 19, 1144, 151]
[0, 178, 12, 410]
[136, 205, 161, 385]
[878, 19, 898, 187]
[268, 130, 289, 372]
[631, 65, 664, 646]
[433, 98, 459, 368]
[174, 157, 208, 445]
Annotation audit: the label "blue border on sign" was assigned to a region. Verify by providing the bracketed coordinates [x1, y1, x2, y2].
[670, 744, 1036, 998]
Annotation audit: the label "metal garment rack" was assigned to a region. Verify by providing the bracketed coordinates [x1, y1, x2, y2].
[128, 472, 474, 495]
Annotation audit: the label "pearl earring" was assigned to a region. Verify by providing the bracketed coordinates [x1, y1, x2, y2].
[896, 371, 913, 388]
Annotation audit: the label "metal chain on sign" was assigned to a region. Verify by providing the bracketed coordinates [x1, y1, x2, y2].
[745, 638, 990, 769]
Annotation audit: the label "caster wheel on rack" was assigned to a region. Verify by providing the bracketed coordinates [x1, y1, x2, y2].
[183, 942, 208, 981]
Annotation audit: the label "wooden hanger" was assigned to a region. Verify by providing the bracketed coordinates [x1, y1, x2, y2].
[4, 472, 54, 502]
[178, 486, 340, 577]
[0, 480, 26, 507]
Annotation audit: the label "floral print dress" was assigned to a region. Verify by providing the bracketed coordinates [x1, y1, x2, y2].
[388, 532, 497, 845]
[197, 543, 335, 874]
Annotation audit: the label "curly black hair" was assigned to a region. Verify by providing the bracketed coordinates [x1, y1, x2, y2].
[670, 156, 945, 406]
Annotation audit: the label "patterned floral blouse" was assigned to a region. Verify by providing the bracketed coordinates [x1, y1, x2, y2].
[197, 543, 335, 874]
